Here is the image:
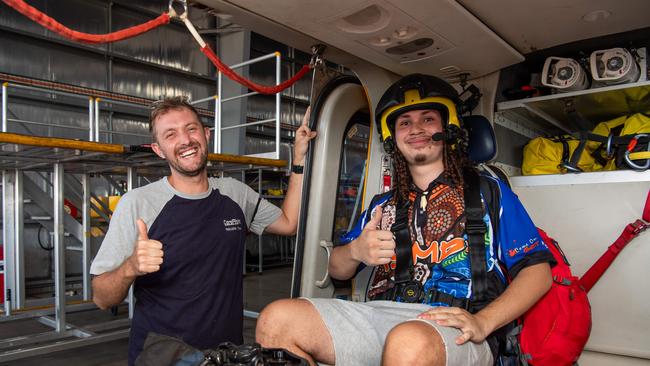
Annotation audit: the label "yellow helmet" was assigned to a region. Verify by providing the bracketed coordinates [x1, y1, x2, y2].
[375, 74, 461, 153]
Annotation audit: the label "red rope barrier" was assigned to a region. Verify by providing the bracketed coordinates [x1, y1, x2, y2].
[201, 45, 312, 95]
[4, 0, 312, 94]
[2, 0, 171, 44]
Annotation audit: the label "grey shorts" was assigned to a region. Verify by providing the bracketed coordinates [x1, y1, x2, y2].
[305, 298, 493, 366]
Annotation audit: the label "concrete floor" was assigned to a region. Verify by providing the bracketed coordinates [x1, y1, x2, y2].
[0, 266, 293, 365]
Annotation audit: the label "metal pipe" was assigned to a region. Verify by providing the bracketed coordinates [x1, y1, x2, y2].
[2, 171, 15, 316]
[88, 97, 94, 141]
[97, 129, 150, 138]
[126, 167, 136, 320]
[13, 170, 24, 309]
[190, 95, 217, 105]
[53, 163, 66, 332]
[220, 118, 276, 131]
[96, 97, 151, 110]
[213, 95, 218, 153]
[6, 83, 90, 101]
[94, 98, 100, 142]
[229, 52, 278, 70]
[221, 91, 259, 103]
[2, 82, 7, 132]
[82, 174, 91, 301]
[217, 72, 222, 154]
[7, 118, 95, 132]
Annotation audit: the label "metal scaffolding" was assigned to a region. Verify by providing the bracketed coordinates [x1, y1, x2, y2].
[0, 76, 288, 361]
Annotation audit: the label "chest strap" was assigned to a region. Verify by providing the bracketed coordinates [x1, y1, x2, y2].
[463, 167, 489, 307]
[391, 201, 412, 285]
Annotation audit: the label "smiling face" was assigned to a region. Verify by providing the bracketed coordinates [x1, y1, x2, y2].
[150, 107, 210, 178]
[393, 109, 445, 167]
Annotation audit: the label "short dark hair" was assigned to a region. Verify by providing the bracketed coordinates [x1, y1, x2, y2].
[149, 96, 203, 139]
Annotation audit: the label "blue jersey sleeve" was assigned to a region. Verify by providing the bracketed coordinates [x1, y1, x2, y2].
[338, 207, 369, 245]
[496, 180, 553, 277]
[337, 192, 394, 246]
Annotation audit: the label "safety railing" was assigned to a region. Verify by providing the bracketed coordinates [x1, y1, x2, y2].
[2, 82, 96, 140]
[1, 81, 151, 143]
[191, 52, 282, 159]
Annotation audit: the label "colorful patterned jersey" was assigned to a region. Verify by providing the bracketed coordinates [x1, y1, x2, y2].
[339, 174, 553, 306]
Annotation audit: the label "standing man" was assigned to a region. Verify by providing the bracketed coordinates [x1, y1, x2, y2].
[256, 74, 554, 366]
[90, 96, 316, 365]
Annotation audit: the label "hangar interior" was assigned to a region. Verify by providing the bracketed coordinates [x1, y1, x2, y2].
[0, 1, 363, 363]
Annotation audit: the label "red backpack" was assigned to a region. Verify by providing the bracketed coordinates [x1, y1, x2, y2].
[509, 228, 591, 366]
[505, 190, 649, 366]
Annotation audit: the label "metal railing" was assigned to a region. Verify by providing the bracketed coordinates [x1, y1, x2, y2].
[191, 52, 282, 159]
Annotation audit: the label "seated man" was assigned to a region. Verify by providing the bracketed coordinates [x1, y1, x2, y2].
[255, 74, 554, 366]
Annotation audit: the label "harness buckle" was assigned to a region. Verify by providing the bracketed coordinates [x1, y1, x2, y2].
[628, 219, 649, 235]
[465, 213, 486, 235]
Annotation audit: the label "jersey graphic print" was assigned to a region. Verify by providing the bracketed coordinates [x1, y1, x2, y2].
[339, 176, 551, 308]
[368, 183, 483, 302]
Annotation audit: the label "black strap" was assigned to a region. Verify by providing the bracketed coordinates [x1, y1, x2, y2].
[391, 201, 412, 284]
[463, 167, 489, 305]
[555, 137, 571, 169]
[566, 132, 588, 172]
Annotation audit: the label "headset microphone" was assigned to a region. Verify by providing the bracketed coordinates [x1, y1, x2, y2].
[431, 132, 446, 142]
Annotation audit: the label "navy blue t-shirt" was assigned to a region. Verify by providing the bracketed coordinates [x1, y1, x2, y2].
[89, 177, 282, 365]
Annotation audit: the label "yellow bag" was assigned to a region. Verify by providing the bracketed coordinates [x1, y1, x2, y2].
[523, 113, 650, 175]
[522, 136, 596, 175]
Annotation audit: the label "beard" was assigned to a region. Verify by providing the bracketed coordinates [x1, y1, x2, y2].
[414, 154, 427, 163]
[168, 142, 208, 177]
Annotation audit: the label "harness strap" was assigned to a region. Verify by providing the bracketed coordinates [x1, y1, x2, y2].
[554, 137, 572, 171]
[579, 189, 650, 292]
[566, 132, 589, 172]
[391, 201, 412, 285]
[463, 167, 489, 305]
[376, 282, 471, 309]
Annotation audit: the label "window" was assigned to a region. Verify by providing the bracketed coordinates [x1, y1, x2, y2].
[332, 112, 370, 240]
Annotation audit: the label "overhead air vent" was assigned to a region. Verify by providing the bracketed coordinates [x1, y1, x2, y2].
[440, 65, 461, 76]
[385, 38, 433, 55]
[438, 65, 474, 83]
[334, 4, 391, 34]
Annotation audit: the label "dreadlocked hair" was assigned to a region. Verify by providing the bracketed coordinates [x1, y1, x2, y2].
[390, 148, 412, 205]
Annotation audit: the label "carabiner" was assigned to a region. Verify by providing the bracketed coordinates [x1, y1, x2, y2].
[310, 44, 327, 68]
[624, 134, 650, 171]
[168, 0, 188, 19]
[605, 134, 614, 157]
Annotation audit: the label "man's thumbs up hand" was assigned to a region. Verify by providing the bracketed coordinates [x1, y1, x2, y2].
[128, 219, 164, 276]
[351, 206, 396, 266]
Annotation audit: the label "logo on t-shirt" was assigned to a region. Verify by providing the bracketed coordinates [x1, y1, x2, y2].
[223, 218, 243, 231]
